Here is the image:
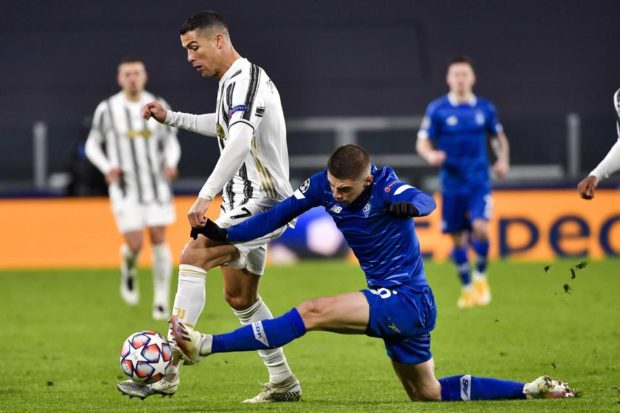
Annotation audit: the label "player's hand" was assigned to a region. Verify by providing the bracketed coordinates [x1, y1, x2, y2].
[164, 166, 178, 180]
[428, 150, 446, 166]
[577, 175, 598, 200]
[105, 167, 122, 185]
[143, 101, 167, 123]
[190, 219, 228, 241]
[493, 159, 509, 179]
[389, 202, 420, 218]
[187, 196, 211, 228]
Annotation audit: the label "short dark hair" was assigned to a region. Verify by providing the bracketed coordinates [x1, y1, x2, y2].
[327, 144, 371, 180]
[448, 56, 474, 69]
[118, 57, 144, 66]
[179, 10, 228, 35]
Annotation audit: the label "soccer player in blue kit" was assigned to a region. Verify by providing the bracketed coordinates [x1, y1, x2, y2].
[417, 57, 510, 308]
[170, 145, 573, 402]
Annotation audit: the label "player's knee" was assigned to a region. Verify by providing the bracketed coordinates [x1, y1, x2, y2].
[472, 223, 489, 240]
[223, 288, 256, 311]
[296, 298, 327, 330]
[126, 240, 143, 254]
[410, 382, 441, 402]
[179, 240, 203, 266]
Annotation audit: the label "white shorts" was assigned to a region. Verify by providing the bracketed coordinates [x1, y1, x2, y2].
[111, 198, 176, 234]
[216, 203, 286, 276]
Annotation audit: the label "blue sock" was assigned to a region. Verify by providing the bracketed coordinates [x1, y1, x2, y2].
[471, 238, 489, 274]
[439, 375, 526, 401]
[211, 308, 306, 353]
[451, 247, 471, 286]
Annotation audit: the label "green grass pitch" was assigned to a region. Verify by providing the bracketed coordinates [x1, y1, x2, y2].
[1, 259, 619, 412]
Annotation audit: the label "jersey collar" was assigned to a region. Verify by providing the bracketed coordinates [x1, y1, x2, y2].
[220, 57, 247, 83]
[447, 93, 477, 107]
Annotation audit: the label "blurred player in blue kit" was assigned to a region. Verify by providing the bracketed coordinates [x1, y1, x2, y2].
[171, 144, 573, 402]
[417, 57, 510, 308]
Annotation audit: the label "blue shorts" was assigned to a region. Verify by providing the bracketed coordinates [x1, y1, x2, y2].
[362, 284, 436, 364]
[441, 187, 492, 233]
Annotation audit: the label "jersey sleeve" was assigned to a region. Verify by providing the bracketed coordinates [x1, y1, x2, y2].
[226, 173, 324, 243]
[384, 181, 436, 217]
[226, 71, 266, 132]
[417, 103, 440, 141]
[158, 98, 181, 167]
[84, 102, 113, 174]
[485, 102, 504, 136]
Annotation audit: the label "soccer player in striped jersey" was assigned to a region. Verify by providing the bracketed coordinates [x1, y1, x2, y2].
[417, 57, 510, 308]
[578, 88, 620, 199]
[85, 58, 180, 320]
[170, 144, 574, 403]
[117, 11, 300, 402]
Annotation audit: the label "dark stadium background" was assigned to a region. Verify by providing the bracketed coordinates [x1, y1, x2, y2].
[1, 0, 619, 192]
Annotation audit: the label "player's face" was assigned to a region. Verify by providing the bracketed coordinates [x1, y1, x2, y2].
[117, 62, 147, 95]
[327, 172, 373, 205]
[181, 29, 223, 78]
[447, 63, 475, 95]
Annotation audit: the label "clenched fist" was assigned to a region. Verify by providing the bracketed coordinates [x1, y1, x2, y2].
[143, 101, 167, 123]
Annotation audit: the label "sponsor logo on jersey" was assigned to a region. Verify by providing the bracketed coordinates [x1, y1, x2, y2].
[127, 129, 152, 139]
[447, 116, 458, 126]
[228, 104, 248, 118]
[363, 202, 371, 217]
[420, 116, 431, 130]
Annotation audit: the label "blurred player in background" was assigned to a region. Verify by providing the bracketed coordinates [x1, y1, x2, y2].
[171, 144, 573, 403]
[117, 11, 301, 402]
[85, 58, 180, 320]
[417, 57, 510, 308]
[578, 88, 620, 199]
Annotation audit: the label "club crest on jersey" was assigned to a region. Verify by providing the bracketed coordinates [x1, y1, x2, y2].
[228, 104, 248, 118]
[363, 202, 371, 217]
[299, 179, 310, 193]
[446, 116, 458, 126]
[330, 204, 342, 214]
[384, 181, 398, 193]
[475, 111, 485, 125]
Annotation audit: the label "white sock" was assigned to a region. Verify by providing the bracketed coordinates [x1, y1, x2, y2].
[120, 244, 138, 278]
[152, 242, 172, 308]
[171, 264, 206, 327]
[167, 264, 207, 377]
[232, 297, 294, 384]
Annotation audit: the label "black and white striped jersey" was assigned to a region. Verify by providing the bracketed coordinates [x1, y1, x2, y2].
[214, 57, 293, 210]
[85, 91, 180, 204]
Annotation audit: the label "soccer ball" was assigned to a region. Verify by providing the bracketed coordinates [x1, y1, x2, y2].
[119, 330, 172, 384]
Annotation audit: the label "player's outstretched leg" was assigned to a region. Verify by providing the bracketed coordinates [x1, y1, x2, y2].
[120, 242, 140, 306]
[438, 374, 574, 400]
[231, 298, 301, 403]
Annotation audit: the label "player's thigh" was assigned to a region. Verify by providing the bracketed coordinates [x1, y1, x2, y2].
[180, 236, 239, 270]
[297, 292, 369, 333]
[220, 266, 261, 310]
[147, 225, 166, 245]
[468, 189, 492, 238]
[123, 230, 144, 252]
[441, 192, 469, 234]
[392, 358, 441, 401]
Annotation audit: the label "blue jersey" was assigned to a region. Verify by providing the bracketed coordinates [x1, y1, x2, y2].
[226, 166, 436, 289]
[418, 95, 503, 193]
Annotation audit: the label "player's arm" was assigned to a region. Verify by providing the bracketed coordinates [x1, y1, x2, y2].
[578, 137, 620, 199]
[142, 100, 217, 137]
[487, 103, 510, 178]
[84, 103, 121, 184]
[194, 178, 322, 243]
[416, 106, 446, 166]
[386, 183, 436, 218]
